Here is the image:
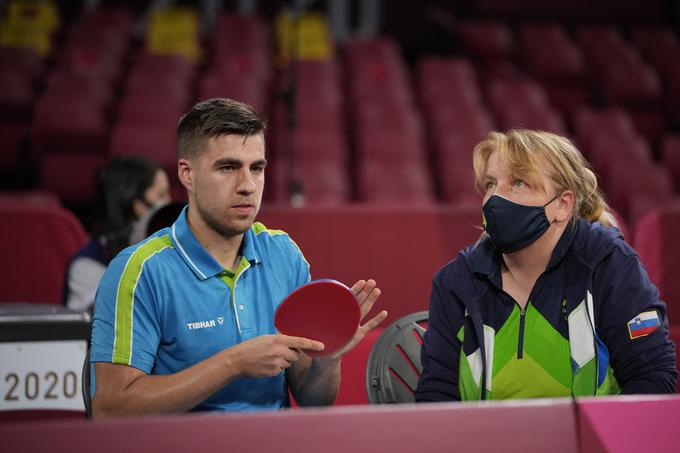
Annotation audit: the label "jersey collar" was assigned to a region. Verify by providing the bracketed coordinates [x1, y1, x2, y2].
[170, 206, 261, 281]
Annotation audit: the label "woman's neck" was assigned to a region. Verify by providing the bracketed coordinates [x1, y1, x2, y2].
[501, 221, 566, 283]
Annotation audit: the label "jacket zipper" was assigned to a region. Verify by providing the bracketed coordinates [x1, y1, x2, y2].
[517, 305, 527, 359]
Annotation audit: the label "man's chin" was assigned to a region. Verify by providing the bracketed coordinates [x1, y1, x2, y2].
[223, 215, 256, 235]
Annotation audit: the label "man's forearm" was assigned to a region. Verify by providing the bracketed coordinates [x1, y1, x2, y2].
[92, 348, 243, 417]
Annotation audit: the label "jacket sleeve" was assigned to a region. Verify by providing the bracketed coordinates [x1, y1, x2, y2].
[415, 268, 465, 402]
[593, 246, 678, 394]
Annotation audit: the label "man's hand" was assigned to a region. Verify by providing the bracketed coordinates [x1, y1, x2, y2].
[328, 279, 388, 361]
[231, 334, 325, 378]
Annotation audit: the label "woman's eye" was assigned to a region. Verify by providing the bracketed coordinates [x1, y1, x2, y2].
[514, 179, 526, 188]
[485, 181, 495, 190]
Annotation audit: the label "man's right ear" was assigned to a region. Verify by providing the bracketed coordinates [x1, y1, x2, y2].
[178, 158, 193, 192]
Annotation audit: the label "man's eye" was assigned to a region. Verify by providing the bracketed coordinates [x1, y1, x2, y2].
[252, 166, 264, 173]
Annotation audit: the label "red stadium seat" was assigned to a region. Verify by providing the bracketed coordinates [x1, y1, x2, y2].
[630, 26, 680, 75]
[131, 53, 195, 83]
[40, 153, 105, 204]
[661, 135, 680, 192]
[635, 205, 680, 324]
[197, 72, 266, 113]
[458, 21, 514, 62]
[270, 158, 350, 205]
[32, 94, 108, 154]
[487, 77, 551, 112]
[0, 122, 29, 170]
[356, 131, 426, 160]
[109, 123, 177, 171]
[117, 97, 185, 129]
[0, 200, 87, 304]
[45, 71, 114, 109]
[518, 23, 585, 80]
[0, 69, 33, 121]
[0, 46, 44, 81]
[607, 162, 673, 222]
[572, 107, 637, 153]
[124, 73, 191, 106]
[357, 158, 434, 203]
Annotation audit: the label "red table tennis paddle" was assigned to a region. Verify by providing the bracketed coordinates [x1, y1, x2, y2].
[274, 279, 361, 357]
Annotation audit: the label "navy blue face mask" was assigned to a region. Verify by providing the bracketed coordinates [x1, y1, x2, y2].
[482, 194, 559, 254]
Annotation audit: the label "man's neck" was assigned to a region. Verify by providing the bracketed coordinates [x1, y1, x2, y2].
[186, 205, 244, 272]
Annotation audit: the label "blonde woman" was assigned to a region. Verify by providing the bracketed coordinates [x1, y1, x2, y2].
[415, 129, 677, 401]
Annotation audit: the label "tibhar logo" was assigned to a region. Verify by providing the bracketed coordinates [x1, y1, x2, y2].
[186, 319, 216, 330]
[216, 317, 224, 325]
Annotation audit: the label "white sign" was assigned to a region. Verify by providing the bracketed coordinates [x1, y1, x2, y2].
[0, 340, 87, 411]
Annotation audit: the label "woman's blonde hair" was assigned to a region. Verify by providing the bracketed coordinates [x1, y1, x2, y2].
[472, 129, 617, 227]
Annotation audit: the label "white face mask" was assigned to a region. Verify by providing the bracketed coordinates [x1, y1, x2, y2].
[129, 199, 170, 244]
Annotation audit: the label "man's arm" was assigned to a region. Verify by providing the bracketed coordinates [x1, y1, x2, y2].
[92, 334, 324, 418]
[286, 279, 387, 406]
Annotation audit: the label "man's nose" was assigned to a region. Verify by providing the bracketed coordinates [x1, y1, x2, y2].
[236, 169, 256, 193]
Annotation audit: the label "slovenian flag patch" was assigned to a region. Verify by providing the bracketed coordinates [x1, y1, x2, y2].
[627, 310, 661, 339]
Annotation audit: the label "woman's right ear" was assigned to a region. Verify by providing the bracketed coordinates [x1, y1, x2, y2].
[178, 159, 193, 192]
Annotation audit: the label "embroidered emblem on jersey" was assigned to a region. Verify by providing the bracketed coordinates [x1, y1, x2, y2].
[627, 311, 660, 339]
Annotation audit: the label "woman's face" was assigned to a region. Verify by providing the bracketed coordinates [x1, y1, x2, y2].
[133, 170, 171, 218]
[481, 152, 557, 208]
[145, 170, 171, 206]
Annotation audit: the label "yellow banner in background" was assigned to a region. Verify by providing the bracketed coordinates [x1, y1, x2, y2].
[1, 0, 59, 55]
[146, 7, 201, 63]
[6, 0, 59, 32]
[276, 12, 333, 64]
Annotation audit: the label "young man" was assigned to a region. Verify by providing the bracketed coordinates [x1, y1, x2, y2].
[90, 98, 387, 416]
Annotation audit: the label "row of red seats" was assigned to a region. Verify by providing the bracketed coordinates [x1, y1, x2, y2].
[417, 57, 490, 204]
[345, 38, 433, 203]
[31, 12, 273, 204]
[270, 58, 350, 204]
[457, 21, 680, 143]
[572, 107, 675, 227]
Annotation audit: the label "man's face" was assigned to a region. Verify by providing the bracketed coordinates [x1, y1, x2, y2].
[188, 133, 266, 238]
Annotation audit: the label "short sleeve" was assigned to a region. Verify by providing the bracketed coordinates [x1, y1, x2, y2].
[286, 235, 311, 288]
[90, 251, 162, 374]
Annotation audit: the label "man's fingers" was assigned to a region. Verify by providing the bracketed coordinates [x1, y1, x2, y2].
[353, 279, 377, 303]
[351, 280, 366, 296]
[281, 335, 325, 352]
[282, 348, 300, 363]
[359, 288, 381, 318]
[360, 310, 388, 333]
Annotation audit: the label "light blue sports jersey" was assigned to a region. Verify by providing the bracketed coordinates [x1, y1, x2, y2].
[90, 206, 311, 411]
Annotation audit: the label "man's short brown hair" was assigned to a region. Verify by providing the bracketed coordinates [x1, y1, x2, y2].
[177, 98, 265, 159]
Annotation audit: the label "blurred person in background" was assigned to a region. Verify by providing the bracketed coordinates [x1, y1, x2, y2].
[129, 200, 186, 244]
[416, 129, 677, 402]
[63, 156, 171, 312]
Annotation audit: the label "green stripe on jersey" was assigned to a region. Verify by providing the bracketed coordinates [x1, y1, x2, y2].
[112, 235, 173, 365]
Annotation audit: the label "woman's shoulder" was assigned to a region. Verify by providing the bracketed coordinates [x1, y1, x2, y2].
[434, 239, 489, 287]
[573, 219, 637, 267]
